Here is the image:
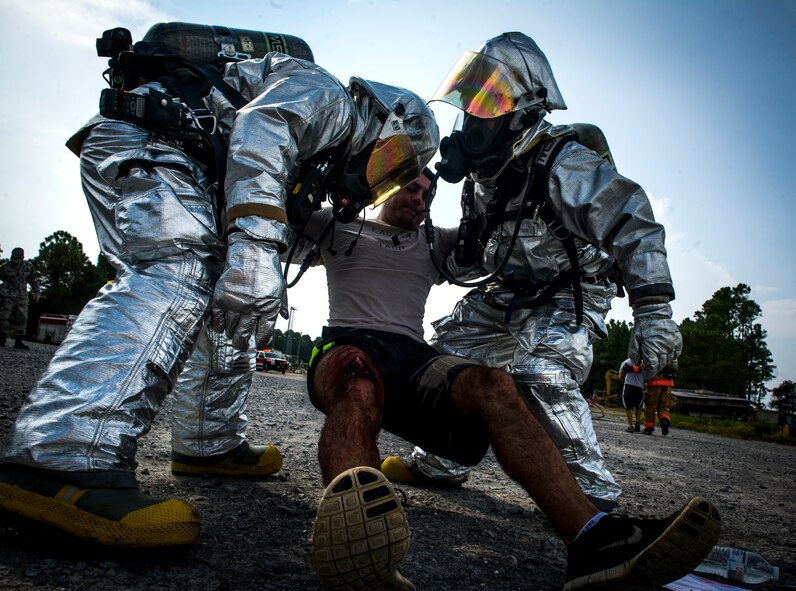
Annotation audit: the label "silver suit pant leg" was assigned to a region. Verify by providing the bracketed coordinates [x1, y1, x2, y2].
[0, 253, 216, 486]
[405, 446, 471, 485]
[510, 362, 621, 503]
[432, 292, 621, 504]
[0, 120, 224, 487]
[171, 323, 255, 459]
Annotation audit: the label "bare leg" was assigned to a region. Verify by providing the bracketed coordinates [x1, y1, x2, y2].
[625, 409, 634, 428]
[451, 366, 598, 543]
[312, 346, 383, 484]
[310, 346, 414, 590]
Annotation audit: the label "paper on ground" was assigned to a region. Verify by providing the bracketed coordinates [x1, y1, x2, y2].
[665, 574, 750, 591]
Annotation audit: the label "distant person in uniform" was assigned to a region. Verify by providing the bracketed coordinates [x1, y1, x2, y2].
[619, 359, 644, 433]
[0, 248, 41, 349]
[643, 366, 676, 436]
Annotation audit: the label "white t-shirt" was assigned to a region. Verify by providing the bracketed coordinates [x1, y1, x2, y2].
[302, 207, 457, 343]
[620, 359, 644, 388]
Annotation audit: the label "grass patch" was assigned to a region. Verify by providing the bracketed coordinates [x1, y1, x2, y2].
[670, 415, 795, 445]
[591, 404, 796, 445]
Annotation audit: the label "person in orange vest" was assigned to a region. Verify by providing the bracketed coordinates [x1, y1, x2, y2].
[642, 365, 677, 435]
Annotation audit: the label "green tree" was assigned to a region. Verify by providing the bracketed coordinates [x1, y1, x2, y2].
[586, 319, 632, 397]
[26, 231, 114, 336]
[270, 329, 320, 363]
[677, 284, 774, 406]
[770, 380, 796, 416]
[677, 316, 743, 395]
[272, 328, 286, 352]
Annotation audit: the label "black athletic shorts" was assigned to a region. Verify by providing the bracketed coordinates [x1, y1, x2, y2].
[307, 326, 490, 467]
[622, 384, 644, 410]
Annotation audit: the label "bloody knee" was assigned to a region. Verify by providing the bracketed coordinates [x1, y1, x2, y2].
[313, 345, 385, 410]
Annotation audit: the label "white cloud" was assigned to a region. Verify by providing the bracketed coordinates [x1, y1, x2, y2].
[668, 249, 734, 322]
[0, 0, 171, 47]
[761, 299, 796, 338]
[751, 284, 782, 297]
[646, 191, 672, 225]
[761, 300, 796, 386]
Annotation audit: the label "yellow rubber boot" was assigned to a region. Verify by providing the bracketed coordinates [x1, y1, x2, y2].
[0, 464, 199, 547]
[379, 456, 418, 485]
[171, 442, 282, 477]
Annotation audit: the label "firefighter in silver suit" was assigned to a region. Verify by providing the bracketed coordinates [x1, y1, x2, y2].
[0, 52, 438, 547]
[386, 32, 681, 511]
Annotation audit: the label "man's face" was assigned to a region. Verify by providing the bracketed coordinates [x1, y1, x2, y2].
[377, 174, 434, 230]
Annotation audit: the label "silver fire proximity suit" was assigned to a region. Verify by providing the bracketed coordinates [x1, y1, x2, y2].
[417, 32, 682, 507]
[0, 54, 439, 488]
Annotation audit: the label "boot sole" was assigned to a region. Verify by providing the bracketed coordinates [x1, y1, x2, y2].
[171, 459, 281, 477]
[0, 482, 200, 547]
[171, 446, 283, 477]
[564, 496, 721, 591]
[312, 467, 413, 590]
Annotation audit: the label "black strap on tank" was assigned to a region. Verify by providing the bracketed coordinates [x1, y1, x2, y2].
[478, 132, 587, 324]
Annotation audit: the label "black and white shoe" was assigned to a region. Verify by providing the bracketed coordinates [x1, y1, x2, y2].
[312, 466, 414, 590]
[564, 496, 721, 591]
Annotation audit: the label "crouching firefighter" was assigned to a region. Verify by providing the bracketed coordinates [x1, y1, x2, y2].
[386, 32, 681, 512]
[0, 21, 439, 548]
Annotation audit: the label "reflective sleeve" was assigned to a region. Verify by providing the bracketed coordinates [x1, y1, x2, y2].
[548, 143, 674, 302]
[217, 57, 354, 248]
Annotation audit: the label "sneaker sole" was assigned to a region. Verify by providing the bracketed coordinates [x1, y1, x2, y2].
[312, 467, 413, 590]
[0, 482, 200, 547]
[563, 496, 721, 591]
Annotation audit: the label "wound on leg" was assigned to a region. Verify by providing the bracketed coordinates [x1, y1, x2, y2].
[324, 346, 385, 408]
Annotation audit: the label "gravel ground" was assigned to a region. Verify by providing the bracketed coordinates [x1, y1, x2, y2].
[1, 341, 795, 590]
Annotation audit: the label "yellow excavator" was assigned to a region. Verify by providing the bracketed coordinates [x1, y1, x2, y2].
[602, 369, 621, 405]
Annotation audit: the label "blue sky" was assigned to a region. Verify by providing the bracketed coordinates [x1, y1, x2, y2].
[0, 0, 794, 389]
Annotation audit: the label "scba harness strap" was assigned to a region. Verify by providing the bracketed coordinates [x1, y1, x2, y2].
[98, 54, 251, 187]
[473, 125, 624, 325]
[479, 131, 585, 324]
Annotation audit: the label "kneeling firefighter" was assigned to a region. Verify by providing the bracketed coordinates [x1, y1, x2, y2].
[0, 22, 438, 548]
[386, 32, 681, 510]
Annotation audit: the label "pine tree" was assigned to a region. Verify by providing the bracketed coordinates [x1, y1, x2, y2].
[678, 284, 774, 406]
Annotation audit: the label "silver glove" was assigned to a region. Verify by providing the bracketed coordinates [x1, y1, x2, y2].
[629, 302, 683, 380]
[210, 233, 286, 350]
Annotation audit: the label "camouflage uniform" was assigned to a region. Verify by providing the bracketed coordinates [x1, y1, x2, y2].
[0, 249, 41, 341]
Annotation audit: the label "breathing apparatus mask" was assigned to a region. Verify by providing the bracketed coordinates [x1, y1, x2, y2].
[422, 33, 568, 288]
[430, 34, 564, 184]
[437, 109, 543, 183]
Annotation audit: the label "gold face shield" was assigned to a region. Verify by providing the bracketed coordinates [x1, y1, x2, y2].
[365, 111, 420, 207]
[430, 51, 532, 119]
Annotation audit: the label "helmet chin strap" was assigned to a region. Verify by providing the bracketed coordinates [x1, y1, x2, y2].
[333, 140, 376, 223]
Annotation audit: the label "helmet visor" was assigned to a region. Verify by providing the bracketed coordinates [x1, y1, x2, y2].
[431, 51, 530, 119]
[366, 114, 420, 207]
